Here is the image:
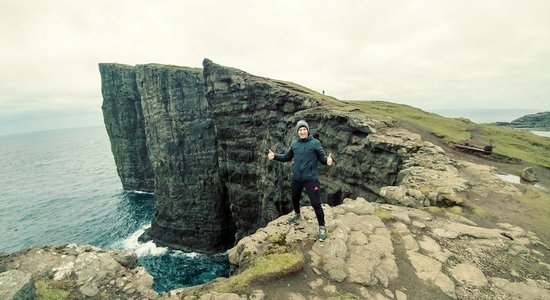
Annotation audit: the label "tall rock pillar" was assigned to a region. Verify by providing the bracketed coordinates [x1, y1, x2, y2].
[99, 64, 154, 192]
[135, 65, 234, 252]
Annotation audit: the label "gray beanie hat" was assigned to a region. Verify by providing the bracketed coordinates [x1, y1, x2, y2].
[296, 120, 309, 132]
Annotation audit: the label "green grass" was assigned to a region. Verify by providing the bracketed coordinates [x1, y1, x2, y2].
[373, 208, 397, 222]
[266, 233, 287, 246]
[468, 204, 490, 218]
[448, 206, 464, 216]
[212, 252, 304, 295]
[273, 80, 349, 107]
[423, 206, 446, 216]
[348, 101, 474, 142]
[519, 187, 550, 236]
[36, 278, 70, 300]
[477, 125, 550, 167]
[178, 248, 304, 297]
[347, 101, 550, 168]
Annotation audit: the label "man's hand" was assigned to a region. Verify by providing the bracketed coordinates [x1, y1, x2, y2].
[268, 149, 275, 160]
[327, 153, 333, 166]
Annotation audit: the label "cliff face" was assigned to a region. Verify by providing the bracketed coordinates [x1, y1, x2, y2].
[100, 59, 416, 252]
[100, 64, 155, 192]
[202, 59, 404, 239]
[133, 65, 234, 251]
[510, 111, 550, 129]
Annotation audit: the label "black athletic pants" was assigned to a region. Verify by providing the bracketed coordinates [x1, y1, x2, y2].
[291, 178, 325, 226]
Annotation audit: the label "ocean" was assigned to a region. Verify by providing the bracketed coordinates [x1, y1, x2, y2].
[429, 108, 550, 138]
[0, 126, 229, 292]
[429, 108, 543, 124]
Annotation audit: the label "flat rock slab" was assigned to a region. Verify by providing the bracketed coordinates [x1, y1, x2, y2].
[0, 269, 35, 300]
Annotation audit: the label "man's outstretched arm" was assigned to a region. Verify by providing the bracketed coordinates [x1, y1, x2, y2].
[268, 148, 293, 162]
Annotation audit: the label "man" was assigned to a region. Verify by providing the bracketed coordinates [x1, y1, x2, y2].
[268, 120, 333, 241]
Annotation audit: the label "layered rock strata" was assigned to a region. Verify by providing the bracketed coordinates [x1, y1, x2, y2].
[100, 64, 154, 192]
[100, 59, 466, 252]
[133, 65, 234, 251]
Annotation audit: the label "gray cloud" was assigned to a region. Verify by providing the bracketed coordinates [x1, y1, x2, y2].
[1, 0, 549, 135]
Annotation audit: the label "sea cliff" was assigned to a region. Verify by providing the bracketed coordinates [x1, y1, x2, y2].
[496, 111, 550, 130]
[99, 59, 446, 253]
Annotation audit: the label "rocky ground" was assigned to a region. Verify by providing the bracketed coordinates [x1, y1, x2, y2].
[0, 244, 158, 300]
[163, 128, 550, 299]
[168, 198, 550, 300]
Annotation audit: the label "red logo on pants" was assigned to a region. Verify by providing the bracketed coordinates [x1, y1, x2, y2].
[314, 186, 319, 191]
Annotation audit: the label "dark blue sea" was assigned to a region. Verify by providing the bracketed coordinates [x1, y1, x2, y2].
[0, 126, 229, 292]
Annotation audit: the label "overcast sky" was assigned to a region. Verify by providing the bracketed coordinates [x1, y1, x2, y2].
[1, 0, 549, 135]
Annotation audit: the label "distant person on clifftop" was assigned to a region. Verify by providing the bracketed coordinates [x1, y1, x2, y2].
[268, 120, 333, 241]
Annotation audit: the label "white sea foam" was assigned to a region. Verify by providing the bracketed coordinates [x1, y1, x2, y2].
[126, 190, 155, 195]
[120, 224, 168, 257]
[170, 250, 200, 258]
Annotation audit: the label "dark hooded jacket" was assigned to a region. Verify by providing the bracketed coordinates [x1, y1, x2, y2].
[274, 134, 329, 181]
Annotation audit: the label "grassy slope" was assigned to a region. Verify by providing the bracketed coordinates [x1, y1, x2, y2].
[272, 80, 349, 108]
[347, 101, 550, 169]
[264, 80, 550, 168]
[345, 101, 550, 242]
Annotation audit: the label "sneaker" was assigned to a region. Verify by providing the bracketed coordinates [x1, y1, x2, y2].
[318, 226, 328, 241]
[287, 214, 301, 224]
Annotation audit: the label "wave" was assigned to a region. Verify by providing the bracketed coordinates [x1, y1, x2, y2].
[125, 190, 155, 195]
[115, 223, 168, 257]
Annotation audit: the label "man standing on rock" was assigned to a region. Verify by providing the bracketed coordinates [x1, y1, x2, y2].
[268, 120, 333, 241]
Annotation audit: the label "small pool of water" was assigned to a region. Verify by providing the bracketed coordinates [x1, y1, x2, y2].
[531, 131, 550, 138]
[495, 173, 547, 191]
[495, 173, 522, 184]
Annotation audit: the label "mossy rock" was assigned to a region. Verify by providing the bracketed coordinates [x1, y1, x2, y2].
[266, 233, 287, 246]
[448, 206, 463, 216]
[36, 277, 72, 300]
[373, 208, 397, 222]
[439, 193, 464, 206]
[212, 252, 304, 295]
[180, 251, 305, 297]
[424, 206, 445, 216]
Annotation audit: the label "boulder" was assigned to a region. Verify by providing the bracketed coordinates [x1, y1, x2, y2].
[0, 245, 158, 300]
[521, 167, 539, 182]
[0, 269, 35, 300]
[449, 263, 488, 287]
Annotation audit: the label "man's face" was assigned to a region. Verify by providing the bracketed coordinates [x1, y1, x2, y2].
[298, 127, 308, 139]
